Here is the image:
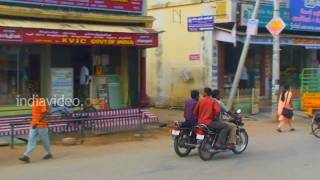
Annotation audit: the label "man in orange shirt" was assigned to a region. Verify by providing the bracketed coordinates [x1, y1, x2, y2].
[19, 90, 52, 163]
[193, 88, 231, 149]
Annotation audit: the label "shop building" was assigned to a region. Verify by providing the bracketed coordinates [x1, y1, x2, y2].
[147, 0, 320, 112]
[147, 0, 233, 107]
[0, 1, 158, 116]
[216, 0, 320, 111]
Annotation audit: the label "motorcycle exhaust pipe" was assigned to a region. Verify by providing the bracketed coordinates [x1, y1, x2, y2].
[184, 143, 199, 148]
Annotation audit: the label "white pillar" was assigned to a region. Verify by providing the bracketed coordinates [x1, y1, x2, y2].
[271, 0, 281, 119]
[202, 2, 214, 88]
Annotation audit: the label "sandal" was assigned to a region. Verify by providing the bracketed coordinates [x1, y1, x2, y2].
[276, 128, 282, 133]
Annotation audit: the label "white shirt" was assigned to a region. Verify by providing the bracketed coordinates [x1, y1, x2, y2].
[240, 66, 249, 80]
[80, 66, 89, 85]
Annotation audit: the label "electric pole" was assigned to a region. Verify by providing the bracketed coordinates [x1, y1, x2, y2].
[227, 0, 261, 109]
[272, 0, 281, 119]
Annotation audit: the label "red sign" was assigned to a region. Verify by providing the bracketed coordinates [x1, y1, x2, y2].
[189, 54, 201, 61]
[0, 28, 158, 47]
[0, 0, 143, 13]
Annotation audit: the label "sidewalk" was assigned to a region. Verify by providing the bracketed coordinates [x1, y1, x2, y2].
[246, 111, 310, 121]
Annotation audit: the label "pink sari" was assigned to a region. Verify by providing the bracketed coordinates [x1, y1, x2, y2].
[277, 91, 293, 119]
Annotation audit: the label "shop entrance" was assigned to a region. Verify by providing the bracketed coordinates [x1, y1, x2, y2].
[51, 45, 92, 101]
[0, 45, 41, 106]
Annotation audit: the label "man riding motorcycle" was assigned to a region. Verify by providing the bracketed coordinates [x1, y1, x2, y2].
[211, 89, 237, 148]
[193, 88, 232, 149]
[182, 90, 200, 128]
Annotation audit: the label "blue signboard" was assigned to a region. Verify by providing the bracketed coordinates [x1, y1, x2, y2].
[290, 0, 320, 32]
[241, 2, 291, 28]
[188, 16, 215, 32]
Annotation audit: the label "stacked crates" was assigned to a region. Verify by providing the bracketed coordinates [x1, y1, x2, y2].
[300, 68, 320, 117]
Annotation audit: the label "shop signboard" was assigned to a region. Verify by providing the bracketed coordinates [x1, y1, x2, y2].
[0, 28, 158, 47]
[51, 68, 73, 101]
[0, 0, 143, 13]
[188, 15, 215, 32]
[238, 36, 320, 47]
[238, 36, 293, 45]
[290, 0, 320, 32]
[292, 39, 320, 46]
[240, 0, 290, 28]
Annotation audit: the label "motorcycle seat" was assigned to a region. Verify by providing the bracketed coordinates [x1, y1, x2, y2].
[207, 127, 220, 134]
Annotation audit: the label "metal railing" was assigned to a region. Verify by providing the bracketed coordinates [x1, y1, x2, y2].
[9, 113, 144, 149]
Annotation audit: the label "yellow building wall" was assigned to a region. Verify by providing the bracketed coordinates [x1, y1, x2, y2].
[147, 1, 214, 107]
[147, 0, 233, 107]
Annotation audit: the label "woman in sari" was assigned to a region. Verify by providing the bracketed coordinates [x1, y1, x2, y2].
[277, 85, 295, 132]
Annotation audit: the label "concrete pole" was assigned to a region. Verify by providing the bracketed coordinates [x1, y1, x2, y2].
[272, 0, 281, 119]
[227, 0, 261, 109]
[203, 2, 214, 88]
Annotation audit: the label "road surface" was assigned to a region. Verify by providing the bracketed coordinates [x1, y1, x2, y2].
[0, 116, 319, 180]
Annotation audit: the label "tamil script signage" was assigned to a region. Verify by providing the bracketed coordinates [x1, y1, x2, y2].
[0, 0, 143, 13]
[240, 1, 290, 28]
[290, 0, 320, 32]
[188, 16, 215, 32]
[0, 28, 158, 47]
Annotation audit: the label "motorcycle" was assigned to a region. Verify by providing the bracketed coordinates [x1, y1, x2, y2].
[196, 110, 249, 161]
[171, 121, 199, 157]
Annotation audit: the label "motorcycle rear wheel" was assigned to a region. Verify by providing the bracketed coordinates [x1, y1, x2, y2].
[199, 137, 214, 161]
[232, 129, 249, 154]
[174, 135, 192, 157]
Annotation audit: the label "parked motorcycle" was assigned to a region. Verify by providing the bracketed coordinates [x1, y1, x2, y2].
[171, 122, 198, 157]
[196, 110, 249, 161]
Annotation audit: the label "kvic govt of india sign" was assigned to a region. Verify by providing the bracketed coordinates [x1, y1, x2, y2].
[0, 28, 158, 47]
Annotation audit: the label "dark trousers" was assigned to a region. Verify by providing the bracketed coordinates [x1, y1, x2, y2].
[239, 80, 248, 89]
[209, 120, 230, 145]
[79, 85, 89, 105]
[181, 120, 197, 129]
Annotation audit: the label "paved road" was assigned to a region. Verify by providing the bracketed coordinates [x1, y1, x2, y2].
[0, 119, 320, 180]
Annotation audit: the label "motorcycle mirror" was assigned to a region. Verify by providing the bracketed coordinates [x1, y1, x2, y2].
[236, 109, 242, 114]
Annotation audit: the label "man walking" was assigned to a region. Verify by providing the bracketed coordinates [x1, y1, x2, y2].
[19, 90, 52, 163]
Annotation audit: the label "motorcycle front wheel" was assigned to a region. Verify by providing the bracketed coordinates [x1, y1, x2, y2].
[232, 129, 249, 154]
[199, 137, 214, 161]
[174, 134, 192, 157]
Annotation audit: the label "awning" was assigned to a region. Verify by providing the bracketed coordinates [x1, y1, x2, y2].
[0, 18, 158, 47]
[215, 27, 320, 48]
